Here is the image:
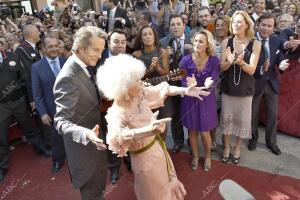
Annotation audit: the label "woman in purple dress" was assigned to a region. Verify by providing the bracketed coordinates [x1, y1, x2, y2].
[180, 30, 220, 171]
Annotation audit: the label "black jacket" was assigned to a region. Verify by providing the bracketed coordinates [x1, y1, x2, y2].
[0, 51, 27, 103]
[15, 40, 41, 102]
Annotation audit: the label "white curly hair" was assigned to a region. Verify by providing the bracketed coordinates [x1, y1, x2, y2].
[96, 54, 146, 100]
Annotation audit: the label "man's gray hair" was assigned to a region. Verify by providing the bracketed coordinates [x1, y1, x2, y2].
[72, 26, 107, 52]
[22, 25, 37, 38]
[278, 14, 294, 23]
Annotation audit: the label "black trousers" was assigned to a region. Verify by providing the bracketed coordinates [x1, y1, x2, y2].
[50, 126, 65, 164]
[251, 82, 278, 145]
[79, 159, 107, 200]
[36, 115, 52, 148]
[0, 96, 46, 173]
[170, 95, 185, 145]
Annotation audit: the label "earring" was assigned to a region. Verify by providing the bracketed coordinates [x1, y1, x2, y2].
[125, 95, 129, 101]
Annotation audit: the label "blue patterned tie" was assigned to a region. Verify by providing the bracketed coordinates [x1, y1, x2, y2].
[262, 39, 270, 60]
[51, 60, 60, 77]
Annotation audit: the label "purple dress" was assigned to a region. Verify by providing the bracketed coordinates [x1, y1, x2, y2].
[180, 54, 220, 132]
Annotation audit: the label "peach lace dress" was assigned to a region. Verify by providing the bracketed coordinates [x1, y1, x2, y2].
[105, 82, 185, 200]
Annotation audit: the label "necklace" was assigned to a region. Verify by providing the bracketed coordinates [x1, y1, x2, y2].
[192, 53, 208, 71]
[233, 62, 241, 85]
[234, 37, 247, 44]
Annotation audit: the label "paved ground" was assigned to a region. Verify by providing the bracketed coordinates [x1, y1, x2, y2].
[165, 124, 300, 180]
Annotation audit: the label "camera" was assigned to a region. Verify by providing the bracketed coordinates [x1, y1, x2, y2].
[0, 6, 11, 20]
[135, 0, 147, 9]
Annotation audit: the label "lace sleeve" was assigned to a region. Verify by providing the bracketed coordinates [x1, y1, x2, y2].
[143, 82, 170, 109]
[105, 107, 133, 157]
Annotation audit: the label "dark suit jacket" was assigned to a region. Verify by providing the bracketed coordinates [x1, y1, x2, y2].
[105, 7, 131, 32]
[53, 55, 107, 188]
[279, 28, 300, 60]
[31, 56, 67, 119]
[254, 34, 285, 95]
[159, 33, 191, 55]
[98, 49, 110, 66]
[0, 51, 26, 102]
[152, 23, 164, 39]
[15, 40, 41, 102]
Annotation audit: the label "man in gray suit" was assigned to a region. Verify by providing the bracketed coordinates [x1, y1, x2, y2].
[53, 26, 108, 200]
[159, 14, 192, 153]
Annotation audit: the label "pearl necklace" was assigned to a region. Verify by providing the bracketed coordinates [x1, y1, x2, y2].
[232, 37, 248, 86]
[233, 62, 241, 86]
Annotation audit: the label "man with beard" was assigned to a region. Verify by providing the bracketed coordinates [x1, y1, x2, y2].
[188, 6, 212, 41]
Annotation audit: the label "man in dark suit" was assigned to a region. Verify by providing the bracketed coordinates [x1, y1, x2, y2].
[106, 0, 131, 32]
[15, 25, 52, 147]
[159, 14, 192, 153]
[54, 26, 108, 199]
[249, 13, 289, 155]
[0, 47, 50, 183]
[31, 35, 66, 173]
[15, 25, 41, 110]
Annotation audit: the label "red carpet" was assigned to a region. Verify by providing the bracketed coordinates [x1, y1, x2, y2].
[1, 144, 300, 200]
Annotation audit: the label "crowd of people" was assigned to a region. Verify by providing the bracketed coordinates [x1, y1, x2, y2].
[0, 0, 299, 199]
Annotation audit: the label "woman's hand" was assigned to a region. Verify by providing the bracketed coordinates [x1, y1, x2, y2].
[149, 57, 160, 71]
[234, 51, 245, 66]
[185, 81, 210, 100]
[148, 111, 171, 132]
[204, 77, 214, 89]
[186, 74, 197, 87]
[225, 47, 235, 64]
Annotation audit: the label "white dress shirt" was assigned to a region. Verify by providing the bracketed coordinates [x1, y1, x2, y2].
[72, 53, 90, 78]
[25, 39, 36, 50]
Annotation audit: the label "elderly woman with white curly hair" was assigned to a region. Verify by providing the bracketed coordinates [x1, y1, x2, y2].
[97, 54, 212, 200]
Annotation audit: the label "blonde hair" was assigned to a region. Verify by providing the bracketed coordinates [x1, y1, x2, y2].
[230, 10, 255, 40]
[191, 29, 216, 56]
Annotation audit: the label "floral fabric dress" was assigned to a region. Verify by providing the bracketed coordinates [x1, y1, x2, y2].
[105, 82, 185, 200]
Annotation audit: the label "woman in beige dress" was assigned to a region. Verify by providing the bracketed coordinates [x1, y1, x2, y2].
[97, 54, 211, 200]
[220, 10, 261, 164]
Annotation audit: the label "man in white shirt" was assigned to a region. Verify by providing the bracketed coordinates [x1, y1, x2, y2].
[106, 0, 131, 32]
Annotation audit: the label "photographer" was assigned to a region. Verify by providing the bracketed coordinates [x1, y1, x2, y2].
[146, 0, 159, 25]
[51, 0, 68, 25]
[105, 0, 131, 32]
[280, 16, 300, 60]
[157, 0, 185, 36]
[135, 0, 147, 12]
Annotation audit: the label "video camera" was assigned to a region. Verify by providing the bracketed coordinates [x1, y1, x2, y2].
[135, 0, 147, 10]
[0, 6, 11, 20]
